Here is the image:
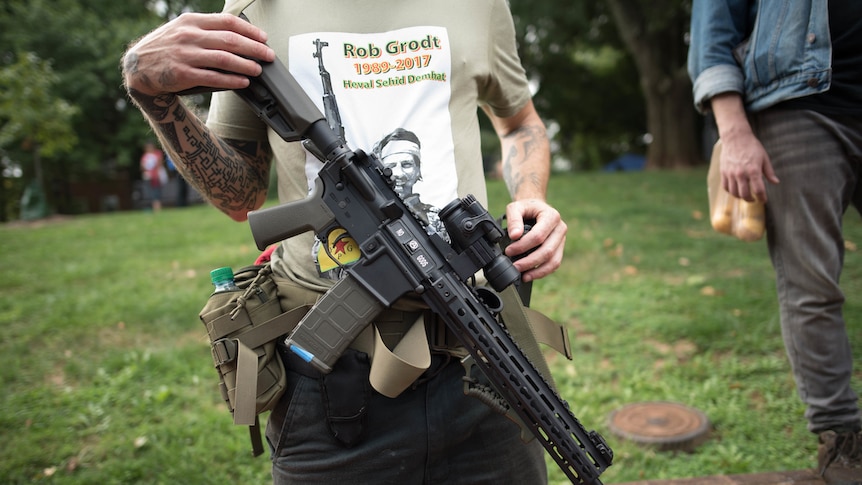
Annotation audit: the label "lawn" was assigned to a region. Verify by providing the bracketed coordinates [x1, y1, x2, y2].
[2, 168, 861, 484]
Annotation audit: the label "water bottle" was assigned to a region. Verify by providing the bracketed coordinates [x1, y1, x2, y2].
[210, 267, 240, 293]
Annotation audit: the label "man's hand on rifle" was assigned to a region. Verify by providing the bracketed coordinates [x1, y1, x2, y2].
[122, 13, 275, 97]
[503, 198, 567, 283]
[481, 100, 563, 284]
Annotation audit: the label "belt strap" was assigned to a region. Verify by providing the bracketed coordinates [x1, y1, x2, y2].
[269, 280, 571, 397]
[279, 315, 430, 398]
[208, 305, 311, 349]
[368, 315, 430, 397]
[361, 286, 570, 397]
[232, 339, 258, 425]
[349, 311, 431, 398]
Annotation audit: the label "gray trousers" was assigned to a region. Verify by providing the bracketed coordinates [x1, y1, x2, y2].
[266, 351, 547, 484]
[755, 108, 862, 434]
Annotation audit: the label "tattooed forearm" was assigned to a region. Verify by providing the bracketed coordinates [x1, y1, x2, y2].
[204, 135, 272, 213]
[500, 122, 547, 199]
[128, 89, 178, 123]
[169, 121, 271, 216]
[128, 90, 271, 218]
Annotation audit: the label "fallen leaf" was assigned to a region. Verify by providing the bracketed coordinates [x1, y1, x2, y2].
[686, 275, 706, 286]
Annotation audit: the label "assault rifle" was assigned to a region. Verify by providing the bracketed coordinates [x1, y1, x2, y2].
[234, 55, 613, 483]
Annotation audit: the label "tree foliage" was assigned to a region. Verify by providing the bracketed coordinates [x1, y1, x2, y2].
[0, 53, 78, 160]
[0, 0, 222, 219]
[0, 52, 79, 220]
[509, 0, 698, 170]
[0, 0, 700, 220]
[1, 0, 149, 169]
[508, 1, 646, 170]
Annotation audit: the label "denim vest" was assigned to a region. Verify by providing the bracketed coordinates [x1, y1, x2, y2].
[688, 0, 831, 113]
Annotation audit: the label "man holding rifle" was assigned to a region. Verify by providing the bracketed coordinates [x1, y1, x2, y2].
[122, 0, 570, 482]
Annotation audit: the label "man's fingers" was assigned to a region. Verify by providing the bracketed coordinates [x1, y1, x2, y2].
[123, 12, 277, 96]
[178, 12, 269, 44]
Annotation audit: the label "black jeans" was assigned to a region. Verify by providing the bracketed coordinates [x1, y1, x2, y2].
[266, 351, 547, 484]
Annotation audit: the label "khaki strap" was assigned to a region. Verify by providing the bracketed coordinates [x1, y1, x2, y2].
[213, 306, 310, 426]
[208, 305, 310, 347]
[368, 316, 431, 398]
[352, 287, 569, 397]
[242, 306, 309, 349]
[207, 308, 251, 340]
[232, 339, 258, 425]
[524, 307, 573, 360]
[498, 285, 568, 389]
[349, 314, 432, 398]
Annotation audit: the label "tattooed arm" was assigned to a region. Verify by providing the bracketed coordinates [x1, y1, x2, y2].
[126, 91, 272, 221]
[484, 100, 566, 282]
[121, 13, 276, 221]
[485, 100, 550, 201]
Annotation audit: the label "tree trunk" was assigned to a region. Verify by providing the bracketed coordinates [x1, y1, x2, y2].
[605, 0, 702, 168]
[0, 170, 6, 222]
[641, 66, 701, 168]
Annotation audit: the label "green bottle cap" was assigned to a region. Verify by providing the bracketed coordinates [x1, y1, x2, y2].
[210, 267, 235, 284]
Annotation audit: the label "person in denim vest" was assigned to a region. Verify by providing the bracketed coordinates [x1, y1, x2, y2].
[689, 1, 862, 481]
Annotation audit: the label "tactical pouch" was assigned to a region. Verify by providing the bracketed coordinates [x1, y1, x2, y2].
[199, 263, 309, 456]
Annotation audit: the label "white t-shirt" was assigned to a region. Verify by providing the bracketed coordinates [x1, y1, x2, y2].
[206, 0, 531, 290]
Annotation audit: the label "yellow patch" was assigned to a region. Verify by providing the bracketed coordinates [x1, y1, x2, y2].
[317, 228, 361, 271]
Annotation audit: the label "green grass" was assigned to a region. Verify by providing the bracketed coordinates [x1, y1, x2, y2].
[2, 169, 861, 484]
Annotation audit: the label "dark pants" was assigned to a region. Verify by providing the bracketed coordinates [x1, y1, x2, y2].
[755, 108, 862, 433]
[266, 351, 547, 484]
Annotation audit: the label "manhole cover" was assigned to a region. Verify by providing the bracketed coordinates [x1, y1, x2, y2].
[607, 401, 711, 452]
